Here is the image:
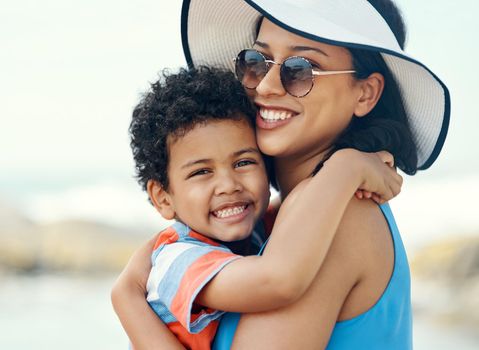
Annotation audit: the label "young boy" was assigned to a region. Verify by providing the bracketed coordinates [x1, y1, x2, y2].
[126, 67, 400, 349]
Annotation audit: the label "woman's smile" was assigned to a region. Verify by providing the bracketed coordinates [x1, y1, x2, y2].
[259, 108, 295, 122]
[256, 108, 298, 129]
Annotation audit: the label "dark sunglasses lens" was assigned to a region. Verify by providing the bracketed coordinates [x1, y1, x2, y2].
[235, 50, 268, 89]
[281, 57, 314, 97]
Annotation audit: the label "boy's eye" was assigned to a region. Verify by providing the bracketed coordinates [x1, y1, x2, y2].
[188, 169, 211, 178]
[235, 159, 257, 168]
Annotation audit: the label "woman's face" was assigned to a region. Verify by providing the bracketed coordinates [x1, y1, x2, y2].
[250, 19, 364, 160]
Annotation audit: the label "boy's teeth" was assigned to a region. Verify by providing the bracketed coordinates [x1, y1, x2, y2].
[214, 205, 246, 218]
[260, 108, 294, 122]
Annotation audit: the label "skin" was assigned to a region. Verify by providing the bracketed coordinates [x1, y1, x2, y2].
[253, 19, 385, 197]
[148, 119, 270, 243]
[111, 18, 402, 350]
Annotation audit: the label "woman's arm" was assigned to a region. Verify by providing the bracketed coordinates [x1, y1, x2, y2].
[111, 235, 186, 350]
[195, 149, 401, 312]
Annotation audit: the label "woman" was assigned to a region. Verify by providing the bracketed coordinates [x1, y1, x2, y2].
[112, 0, 450, 348]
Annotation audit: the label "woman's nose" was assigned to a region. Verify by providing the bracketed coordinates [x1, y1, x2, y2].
[255, 64, 287, 97]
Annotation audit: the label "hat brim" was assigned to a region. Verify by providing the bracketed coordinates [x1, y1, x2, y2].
[181, 0, 450, 170]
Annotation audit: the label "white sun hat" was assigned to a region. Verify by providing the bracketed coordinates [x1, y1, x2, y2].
[181, 0, 450, 170]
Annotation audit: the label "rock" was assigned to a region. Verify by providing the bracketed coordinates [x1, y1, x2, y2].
[0, 215, 157, 273]
[36, 220, 148, 272]
[411, 235, 479, 327]
[412, 236, 479, 282]
[0, 200, 39, 272]
[0, 199, 34, 232]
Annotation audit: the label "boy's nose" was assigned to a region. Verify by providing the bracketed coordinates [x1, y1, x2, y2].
[214, 172, 243, 196]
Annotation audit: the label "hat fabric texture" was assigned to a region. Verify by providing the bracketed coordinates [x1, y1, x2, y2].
[181, 0, 450, 170]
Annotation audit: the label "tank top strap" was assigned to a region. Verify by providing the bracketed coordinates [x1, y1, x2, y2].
[377, 203, 410, 293]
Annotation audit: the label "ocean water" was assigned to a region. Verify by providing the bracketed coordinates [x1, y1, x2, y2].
[0, 274, 127, 350]
[0, 274, 478, 349]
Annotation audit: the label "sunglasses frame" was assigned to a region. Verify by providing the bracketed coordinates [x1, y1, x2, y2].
[234, 49, 356, 97]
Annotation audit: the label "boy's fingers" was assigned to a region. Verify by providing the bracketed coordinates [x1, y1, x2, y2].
[392, 174, 403, 196]
[372, 193, 382, 204]
[376, 151, 395, 167]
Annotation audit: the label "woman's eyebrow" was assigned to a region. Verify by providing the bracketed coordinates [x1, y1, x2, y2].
[290, 45, 329, 57]
[253, 41, 328, 57]
[253, 40, 268, 48]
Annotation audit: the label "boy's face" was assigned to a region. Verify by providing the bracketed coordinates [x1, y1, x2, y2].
[159, 118, 270, 242]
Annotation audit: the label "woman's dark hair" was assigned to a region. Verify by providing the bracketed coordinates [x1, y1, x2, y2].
[313, 0, 418, 176]
[130, 66, 257, 192]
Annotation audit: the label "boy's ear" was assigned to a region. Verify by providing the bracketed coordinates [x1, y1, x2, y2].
[147, 180, 176, 220]
[354, 72, 385, 117]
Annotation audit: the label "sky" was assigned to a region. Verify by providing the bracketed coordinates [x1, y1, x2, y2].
[1, 0, 478, 245]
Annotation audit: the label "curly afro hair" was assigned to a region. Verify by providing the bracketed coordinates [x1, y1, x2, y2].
[130, 66, 257, 192]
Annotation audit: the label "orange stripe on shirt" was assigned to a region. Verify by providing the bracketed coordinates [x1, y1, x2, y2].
[153, 227, 180, 250]
[188, 230, 222, 246]
[169, 320, 219, 350]
[170, 250, 239, 328]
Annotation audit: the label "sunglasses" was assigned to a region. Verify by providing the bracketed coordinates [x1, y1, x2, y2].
[234, 49, 356, 98]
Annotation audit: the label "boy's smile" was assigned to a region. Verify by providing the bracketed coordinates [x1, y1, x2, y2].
[154, 118, 270, 242]
[212, 201, 249, 219]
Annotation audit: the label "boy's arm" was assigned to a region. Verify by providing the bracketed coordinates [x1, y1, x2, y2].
[196, 149, 401, 313]
[111, 235, 186, 350]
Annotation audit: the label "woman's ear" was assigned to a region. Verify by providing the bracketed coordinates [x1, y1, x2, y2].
[147, 180, 176, 220]
[354, 72, 385, 117]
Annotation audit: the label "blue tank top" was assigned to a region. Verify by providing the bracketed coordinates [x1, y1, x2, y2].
[212, 203, 412, 350]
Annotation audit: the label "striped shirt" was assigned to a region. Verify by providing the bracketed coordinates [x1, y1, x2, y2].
[146, 221, 242, 350]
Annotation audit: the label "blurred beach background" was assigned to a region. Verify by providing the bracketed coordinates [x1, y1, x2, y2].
[1, 0, 478, 348]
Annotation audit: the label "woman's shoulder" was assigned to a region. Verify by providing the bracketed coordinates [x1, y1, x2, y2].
[335, 197, 393, 262]
[339, 197, 389, 235]
[341, 196, 384, 224]
[322, 198, 393, 279]
[329, 197, 395, 320]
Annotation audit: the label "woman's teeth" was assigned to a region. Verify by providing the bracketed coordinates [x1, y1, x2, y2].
[260, 108, 294, 122]
[214, 205, 246, 218]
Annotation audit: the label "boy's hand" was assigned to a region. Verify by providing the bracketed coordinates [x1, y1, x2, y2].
[330, 149, 402, 204]
[354, 150, 398, 204]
